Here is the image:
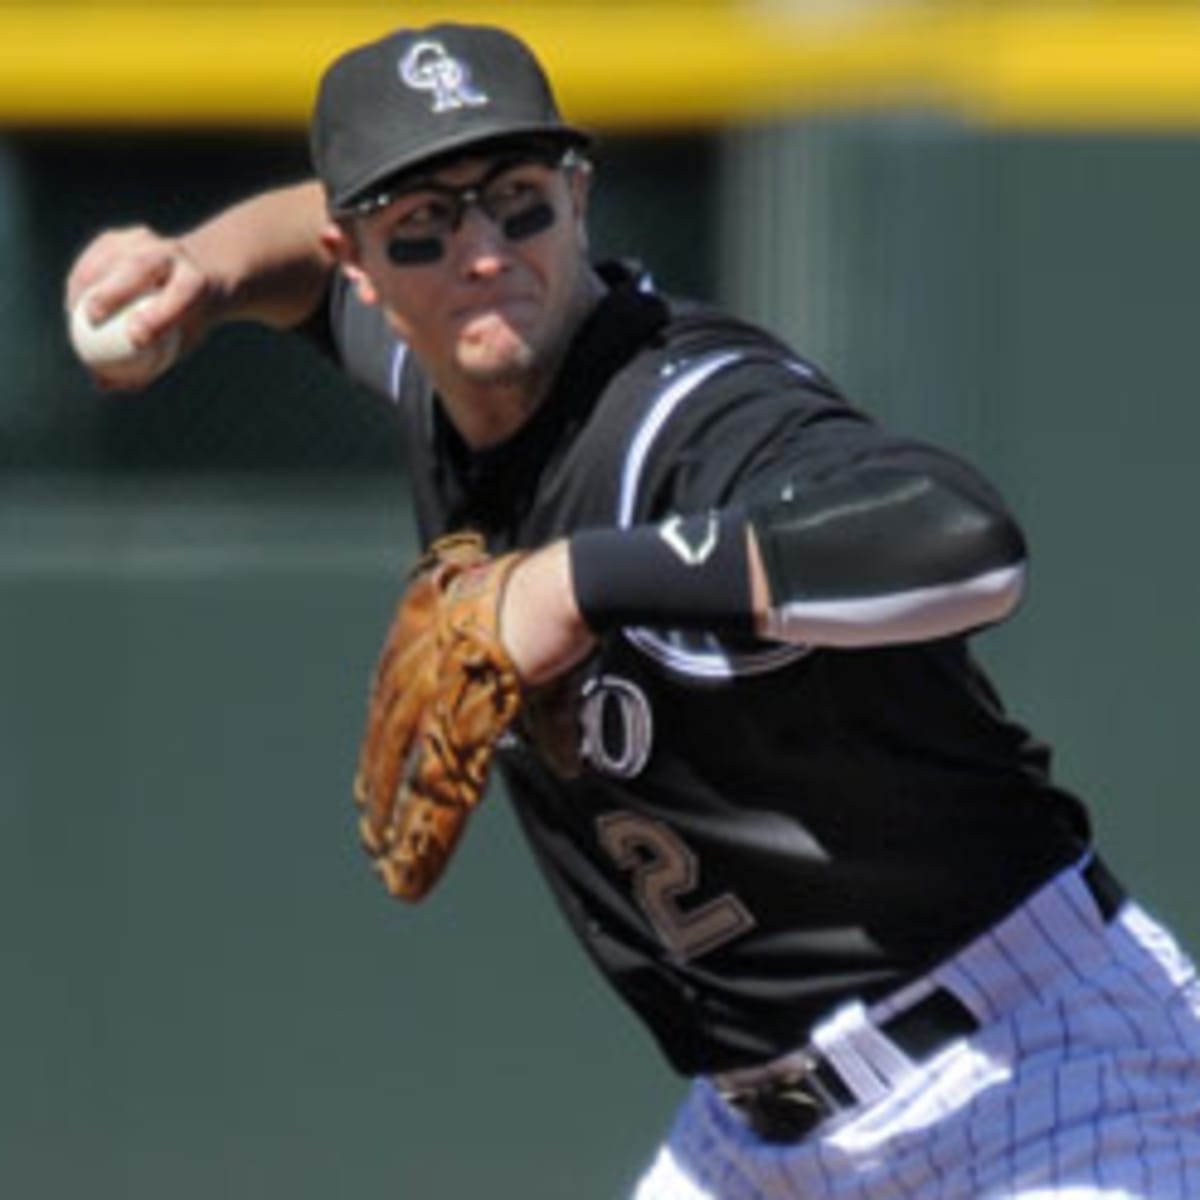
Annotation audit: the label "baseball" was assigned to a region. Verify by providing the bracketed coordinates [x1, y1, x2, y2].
[69, 288, 182, 385]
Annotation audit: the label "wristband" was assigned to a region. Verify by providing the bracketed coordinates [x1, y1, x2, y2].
[569, 508, 754, 635]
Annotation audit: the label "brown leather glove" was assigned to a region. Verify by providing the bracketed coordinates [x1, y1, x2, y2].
[354, 532, 526, 900]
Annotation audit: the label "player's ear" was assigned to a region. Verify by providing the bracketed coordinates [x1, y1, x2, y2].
[567, 158, 594, 250]
[320, 218, 380, 307]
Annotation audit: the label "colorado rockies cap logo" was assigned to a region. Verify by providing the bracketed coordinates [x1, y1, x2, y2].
[398, 40, 489, 113]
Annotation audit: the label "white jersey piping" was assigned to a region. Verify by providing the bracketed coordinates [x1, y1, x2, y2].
[616, 349, 812, 680]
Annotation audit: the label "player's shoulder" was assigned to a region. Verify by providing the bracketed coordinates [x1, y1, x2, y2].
[594, 264, 870, 518]
[612, 263, 842, 403]
[309, 269, 408, 403]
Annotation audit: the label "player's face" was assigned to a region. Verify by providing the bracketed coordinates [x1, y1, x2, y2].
[340, 151, 594, 402]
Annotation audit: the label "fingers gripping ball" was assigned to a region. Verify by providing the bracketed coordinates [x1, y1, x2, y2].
[354, 533, 527, 900]
[69, 287, 182, 386]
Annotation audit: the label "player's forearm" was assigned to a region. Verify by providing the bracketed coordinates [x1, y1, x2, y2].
[178, 180, 335, 330]
[563, 481, 1025, 649]
[500, 542, 596, 687]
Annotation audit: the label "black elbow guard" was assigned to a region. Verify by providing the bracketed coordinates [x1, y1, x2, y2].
[749, 468, 1026, 607]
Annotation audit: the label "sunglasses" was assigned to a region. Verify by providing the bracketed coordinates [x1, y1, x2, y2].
[346, 149, 583, 267]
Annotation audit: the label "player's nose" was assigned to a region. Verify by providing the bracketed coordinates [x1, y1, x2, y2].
[453, 206, 512, 278]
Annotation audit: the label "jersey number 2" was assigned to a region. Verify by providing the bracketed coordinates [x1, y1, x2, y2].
[596, 812, 756, 962]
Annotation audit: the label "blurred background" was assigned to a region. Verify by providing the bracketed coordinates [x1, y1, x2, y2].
[3, 2, 1200, 1197]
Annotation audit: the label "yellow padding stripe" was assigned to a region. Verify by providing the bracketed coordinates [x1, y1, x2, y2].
[2, 3, 1200, 131]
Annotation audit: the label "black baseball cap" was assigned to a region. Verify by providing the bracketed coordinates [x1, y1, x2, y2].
[311, 22, 591, 214]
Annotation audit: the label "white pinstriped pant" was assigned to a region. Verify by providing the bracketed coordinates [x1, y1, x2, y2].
[634, 860, 1200, 1198]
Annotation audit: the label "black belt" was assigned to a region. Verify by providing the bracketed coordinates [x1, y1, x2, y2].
[721, 856, 1125, 1144]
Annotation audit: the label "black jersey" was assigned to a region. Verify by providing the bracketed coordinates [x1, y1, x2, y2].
[313, 262, 1090, 1076]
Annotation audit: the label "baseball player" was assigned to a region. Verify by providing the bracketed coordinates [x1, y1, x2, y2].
[65, 22, 1200, 1198]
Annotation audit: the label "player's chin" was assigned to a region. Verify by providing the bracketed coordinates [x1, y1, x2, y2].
[455, 326, 538, 383]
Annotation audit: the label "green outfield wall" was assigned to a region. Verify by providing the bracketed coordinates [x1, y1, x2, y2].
[2, 119, 1198, 1199]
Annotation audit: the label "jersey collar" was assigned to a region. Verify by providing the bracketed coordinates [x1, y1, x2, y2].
[433, 260, 669, 538]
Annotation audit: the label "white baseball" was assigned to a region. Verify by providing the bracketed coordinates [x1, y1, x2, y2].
[69, 288, 183, 385]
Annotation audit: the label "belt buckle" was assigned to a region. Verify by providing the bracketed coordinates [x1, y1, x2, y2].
[723, 1052, 842, 1144]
